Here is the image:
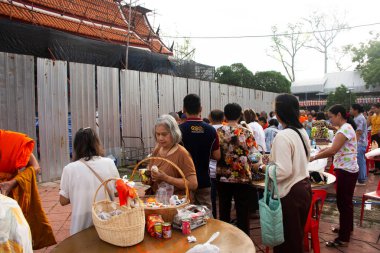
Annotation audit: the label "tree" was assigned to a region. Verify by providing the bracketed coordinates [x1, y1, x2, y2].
[347, 34, 380, 87]
[173, 38, 195, 60]
[252, 71, 291, 93]
[326, 84, 357, 109]
[215, 63, 255, 87]
[304, 12, 348, 74]
[269, 23, 309, 82]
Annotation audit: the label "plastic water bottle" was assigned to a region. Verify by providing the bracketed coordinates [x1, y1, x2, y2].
[311, 139, 316, 149]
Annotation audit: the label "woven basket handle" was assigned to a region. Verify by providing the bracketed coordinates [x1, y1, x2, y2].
[130, 156, 190, 202]
[92, 177, 141, 205]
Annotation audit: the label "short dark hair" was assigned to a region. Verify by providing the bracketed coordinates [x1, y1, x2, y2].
[73, 127, 104, 161]
[183, 94, 201, 115]
[275, 94, 303, 128]
[269, 111, 275, 118]
[209, 109, 224, 123]
[351, 103, 364, 113]
[328, 104, 357, 130]
[203, 118, 210, 124]
[224, 103, 242, 121]
[258, 117, 267, 123]
[316, 112, 326, 120]
[269, 118, 279, 127]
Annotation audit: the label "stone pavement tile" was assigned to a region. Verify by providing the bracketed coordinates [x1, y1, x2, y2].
[351, 226, 380, 243]
[49, 204, 71, 214]
[49, 221, 64, 232]
[46, 212, 70, 222]
[55, 229, 70, 243]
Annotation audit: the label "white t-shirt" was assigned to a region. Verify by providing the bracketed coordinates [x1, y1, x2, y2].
[59, 157, 120, 235]
[333, 123, 359, 173]
[209, 124, 223, 179]
[248, 121, 266, 152]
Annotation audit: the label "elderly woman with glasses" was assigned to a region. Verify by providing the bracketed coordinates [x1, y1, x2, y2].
[59, 127, 120, 235]
[148, 114, 198, 195]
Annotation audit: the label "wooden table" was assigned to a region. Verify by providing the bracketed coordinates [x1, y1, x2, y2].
[52, 219, 255, 253]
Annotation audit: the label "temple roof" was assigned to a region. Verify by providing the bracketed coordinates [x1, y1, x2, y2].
[0, 0, 172, 55]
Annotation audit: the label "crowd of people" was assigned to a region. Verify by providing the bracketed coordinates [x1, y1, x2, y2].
[2, 94, 379, 253]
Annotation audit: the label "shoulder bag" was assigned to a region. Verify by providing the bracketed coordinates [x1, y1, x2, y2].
[259, 163, 284, 247]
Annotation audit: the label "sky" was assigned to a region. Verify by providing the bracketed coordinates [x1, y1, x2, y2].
[141, 0, 380, 82]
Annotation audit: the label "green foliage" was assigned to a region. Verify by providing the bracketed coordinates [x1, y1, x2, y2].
[215, 63, 255, 87]
[215, 63, 291, 93]
[252, 71, 291, 93]
[325, 84, 357, 109]
[174, 38, 195, 60]
[347, 35, 380, 87]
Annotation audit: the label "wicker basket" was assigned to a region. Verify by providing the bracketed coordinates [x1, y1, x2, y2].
[92, 178, 145, 247]
[131, 156, 190, 222]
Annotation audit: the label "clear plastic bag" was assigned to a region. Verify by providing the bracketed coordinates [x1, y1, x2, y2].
[186, 232, 220, 253]
[155, 182, 174, 205]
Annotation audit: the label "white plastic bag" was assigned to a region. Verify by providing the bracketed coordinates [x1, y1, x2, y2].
[186, 232, 220, 253]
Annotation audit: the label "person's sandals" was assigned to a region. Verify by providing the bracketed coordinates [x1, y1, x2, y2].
[326, 238, 348, 247]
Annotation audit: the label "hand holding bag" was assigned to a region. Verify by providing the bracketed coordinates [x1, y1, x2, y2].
[259, 164, 284, 247]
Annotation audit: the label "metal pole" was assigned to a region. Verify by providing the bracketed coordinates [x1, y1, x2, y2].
[125, 0, 132, 69]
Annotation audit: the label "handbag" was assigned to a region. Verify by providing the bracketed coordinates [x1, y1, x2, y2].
[259, 163, 284, 247]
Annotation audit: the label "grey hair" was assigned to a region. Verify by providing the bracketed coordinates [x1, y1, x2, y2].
[154, 114, 182, 144]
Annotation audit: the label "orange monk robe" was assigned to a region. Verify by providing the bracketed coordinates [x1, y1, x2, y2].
[12, 167, 56, 250]
[0, 130, 56, 250]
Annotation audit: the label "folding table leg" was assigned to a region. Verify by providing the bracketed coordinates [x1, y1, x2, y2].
[360, 195, 366, 226]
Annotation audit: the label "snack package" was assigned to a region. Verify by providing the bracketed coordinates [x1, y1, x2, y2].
[173, 205, 211, 230]
[146, 214, 164, 237]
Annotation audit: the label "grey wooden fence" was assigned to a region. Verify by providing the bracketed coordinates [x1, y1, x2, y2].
[0, 52, 279, 182]
[0, 53, 36, 148]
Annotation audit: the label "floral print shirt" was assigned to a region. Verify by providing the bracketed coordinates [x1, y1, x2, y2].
[333, 123, 359, 173]
[216, 125, 258, 183]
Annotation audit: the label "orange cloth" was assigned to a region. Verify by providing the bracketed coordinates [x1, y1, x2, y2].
[299, 116, 307, 124]
[11, 166, 57, 250]
[0, 130, 34, 173]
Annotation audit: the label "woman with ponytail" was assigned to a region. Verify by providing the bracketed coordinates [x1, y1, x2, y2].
[310, 104, 358, 247]
[257, 94, 312, 253]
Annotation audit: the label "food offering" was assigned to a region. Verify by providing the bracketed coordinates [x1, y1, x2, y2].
[162, 222, 172, 239]
[132, 157, 191, 222]
[173, 205, 211, 232]
[146, 214, 164, 238]
[92, 178, 145, 247]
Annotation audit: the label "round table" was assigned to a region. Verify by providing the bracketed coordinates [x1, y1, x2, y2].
[52, 219, 255, 253]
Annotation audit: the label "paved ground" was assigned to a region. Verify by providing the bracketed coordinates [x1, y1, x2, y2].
[34, 174, 380, 253]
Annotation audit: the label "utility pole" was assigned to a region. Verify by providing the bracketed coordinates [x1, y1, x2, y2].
[125, 0, 132, 70]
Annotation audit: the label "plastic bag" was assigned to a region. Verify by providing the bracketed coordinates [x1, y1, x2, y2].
[155, 182, 174, 205]
[186, 232, 220, 253]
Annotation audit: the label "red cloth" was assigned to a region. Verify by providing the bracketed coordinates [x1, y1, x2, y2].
[0, 130, 34, 173]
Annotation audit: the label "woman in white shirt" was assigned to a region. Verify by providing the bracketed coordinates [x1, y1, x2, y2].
[243, 109, 266, 152]
[310, 105, 358, 247]
[258, 94, 312, 253]
[59, 127, 120, 235]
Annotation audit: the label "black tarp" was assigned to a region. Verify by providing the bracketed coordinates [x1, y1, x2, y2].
[0, 18, 176, 74]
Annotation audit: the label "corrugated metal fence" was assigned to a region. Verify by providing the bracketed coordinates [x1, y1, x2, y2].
[0, 52, 279, 182]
